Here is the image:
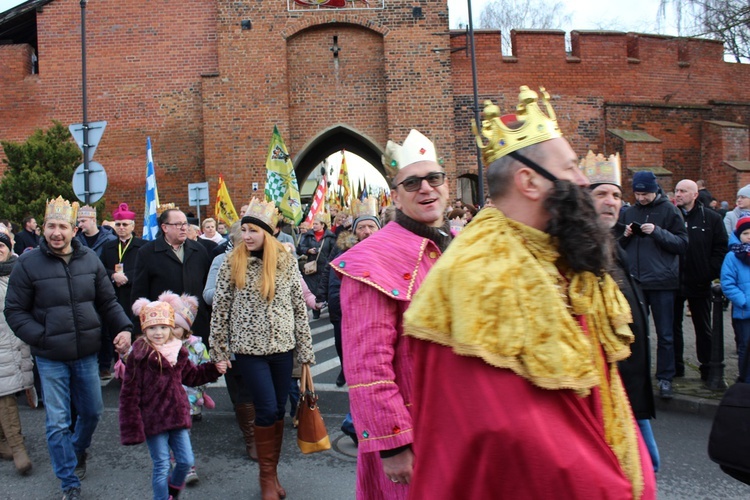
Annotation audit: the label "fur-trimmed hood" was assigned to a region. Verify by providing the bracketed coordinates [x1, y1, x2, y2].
[336, 231, 359, 251]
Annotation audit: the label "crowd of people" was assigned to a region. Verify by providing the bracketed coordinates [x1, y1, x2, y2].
[0, 84, 747, 500]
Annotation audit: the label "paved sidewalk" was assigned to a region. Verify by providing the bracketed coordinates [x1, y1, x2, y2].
[654, 304, 737, 417]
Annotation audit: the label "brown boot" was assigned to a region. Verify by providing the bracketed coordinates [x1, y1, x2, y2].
[0, 423, 12, 460]
[273, 420, 286, 499]
[235, 403, 258, 461]
[0, 395, 32, 475]
[254, 424, 280, 500]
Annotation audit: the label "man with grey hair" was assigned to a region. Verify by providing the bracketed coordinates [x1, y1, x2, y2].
[673, 179, 727, 380]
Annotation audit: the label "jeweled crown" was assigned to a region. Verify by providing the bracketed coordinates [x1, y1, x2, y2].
[352, 197, 378, 218]
[471, 86, 563, 166]
[45, 196, 79, 225]
[156, 203, 177, 216]
[139, 301, 175, 330]
[580, 151, 621, 187]
[244, 199, 279, 232]
[382, 129, 440, 180]
[78, 205, 96, 219]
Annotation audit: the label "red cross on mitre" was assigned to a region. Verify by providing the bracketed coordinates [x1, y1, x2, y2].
[419, 148, 426, 155]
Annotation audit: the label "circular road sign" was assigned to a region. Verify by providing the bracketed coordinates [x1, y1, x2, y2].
[72, 161, 108, 204]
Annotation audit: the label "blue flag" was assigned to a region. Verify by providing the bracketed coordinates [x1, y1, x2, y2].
[142, 137, 160, 240]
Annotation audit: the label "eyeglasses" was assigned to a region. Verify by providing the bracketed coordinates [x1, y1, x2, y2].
[114, 222, 132, 227]
[163, 222, 188, 229]
[397, 172, 446, 192]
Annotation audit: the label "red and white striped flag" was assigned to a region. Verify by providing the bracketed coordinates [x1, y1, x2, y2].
[305, 176, 327, 224]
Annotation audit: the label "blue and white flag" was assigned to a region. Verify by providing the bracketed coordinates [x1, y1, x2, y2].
[142, 137, 160, 240]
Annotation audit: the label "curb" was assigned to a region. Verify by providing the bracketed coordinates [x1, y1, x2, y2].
[656, 392, 720, 418]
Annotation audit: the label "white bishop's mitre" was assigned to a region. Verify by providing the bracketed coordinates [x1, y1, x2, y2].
[382, 129, 438, 178]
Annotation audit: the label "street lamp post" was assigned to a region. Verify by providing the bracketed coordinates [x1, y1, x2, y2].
[80, 0, 90, 205]
[466, 0, 484, 207]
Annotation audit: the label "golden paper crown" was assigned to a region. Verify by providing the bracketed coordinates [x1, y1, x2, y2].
[352, 197, 379, 218]
[313, 211, 331, 226]
[471, 86, 563, 166]
[45, 196, 79, 225]
[139, 301, 175, 330]
[382, 129, 440, 180]
[78, 205, 96, 219]
[242, 199, 279, 234]
[580, 151, 622, 187]
[156, 203, 177, 216]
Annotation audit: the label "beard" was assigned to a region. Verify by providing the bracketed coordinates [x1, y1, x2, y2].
[544, 180, 612, 276]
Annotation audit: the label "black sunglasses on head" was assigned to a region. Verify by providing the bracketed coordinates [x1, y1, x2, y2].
[397, 172, 446, 192]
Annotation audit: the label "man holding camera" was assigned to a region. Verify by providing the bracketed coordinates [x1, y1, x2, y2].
[620, 171, 688, 399]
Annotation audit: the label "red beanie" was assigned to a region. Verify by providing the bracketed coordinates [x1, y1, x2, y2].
[736, 216, 750, 237]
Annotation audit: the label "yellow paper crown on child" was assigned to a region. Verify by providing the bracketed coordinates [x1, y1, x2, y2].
[241, 199, 279, 235]
[580, 151, 622, 187]
[352, 197, 379, 218]
[138, 301, 175, 329]
[45, 196, 79, 225]
[471, 86, 563, 167]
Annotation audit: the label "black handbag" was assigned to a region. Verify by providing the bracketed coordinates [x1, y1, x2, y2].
[708, 354, 750, 485]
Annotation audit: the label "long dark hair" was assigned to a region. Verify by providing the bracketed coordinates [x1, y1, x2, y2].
[544, 180, 611, 276]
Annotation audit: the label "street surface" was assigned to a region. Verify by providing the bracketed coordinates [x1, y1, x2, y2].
[1, 311, 748, 499]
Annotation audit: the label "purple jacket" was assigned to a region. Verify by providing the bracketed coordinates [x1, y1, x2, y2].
[119, 338, 220, 445]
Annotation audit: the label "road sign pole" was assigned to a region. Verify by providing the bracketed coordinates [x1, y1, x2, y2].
[80, 0, 90, 205]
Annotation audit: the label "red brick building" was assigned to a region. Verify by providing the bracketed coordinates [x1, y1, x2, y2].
[1, 0, 750, 218]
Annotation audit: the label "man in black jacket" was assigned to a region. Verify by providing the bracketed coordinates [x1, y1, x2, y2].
[130, 208, 211, 342]
[620, 171, 688, 399]
[5, 197, 132, 500]
[673, 179, 728, 380]
[13, 215, 38, 255]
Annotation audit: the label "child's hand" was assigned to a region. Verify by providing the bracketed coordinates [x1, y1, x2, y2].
[215, 361, 228, 374]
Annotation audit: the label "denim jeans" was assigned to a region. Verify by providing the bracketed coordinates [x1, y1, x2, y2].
[36, 354, 103, 491]
[145, 429, 194, 500]
[644, 289, 676, 381]
[234, 351, 294, 426]
[733, 318, 750, 382]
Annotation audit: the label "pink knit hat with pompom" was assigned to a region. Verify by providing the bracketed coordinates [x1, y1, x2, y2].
[158, 291, 199, 332]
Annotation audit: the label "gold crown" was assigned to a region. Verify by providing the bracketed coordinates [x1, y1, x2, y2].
[313, 211, 331, 226]
[352, 197, 379, 218]
[471, 86, 562, 166]
[45, 196, 79, 225]
[243, 199, 279, 233]
[580, 151, 621, 187]
[78, 205, 96, 219]
[139, 301, 175, 330]
[156, 203, 177, 216]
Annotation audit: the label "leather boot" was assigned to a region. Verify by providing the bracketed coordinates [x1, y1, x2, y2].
[0, 424, 12, 460]
[254, 424, 280, 500]
[235, 402, 258, 461]
[273, 420, 287, 499]
[0, 396, 32, 475]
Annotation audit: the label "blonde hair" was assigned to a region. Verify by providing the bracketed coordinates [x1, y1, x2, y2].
[228, 223, 287, 302]
[202, 218, 216, 229]
[138, 326, 176, 371]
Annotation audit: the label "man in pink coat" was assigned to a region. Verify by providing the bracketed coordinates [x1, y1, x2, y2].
[332, 129, 451, 499]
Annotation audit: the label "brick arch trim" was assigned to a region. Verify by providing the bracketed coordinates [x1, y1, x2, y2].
[281, 15, 390, 40]
[294, 124, 385, 184]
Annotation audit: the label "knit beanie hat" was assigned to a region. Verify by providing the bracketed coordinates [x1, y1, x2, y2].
[738, 185, 750, 199]
[736, 216, 750, 237]
[632, 171, 659, 193]
[158, 291, 198, 332]
[0, 233, 12, 252]
[352, 215, 382, 232]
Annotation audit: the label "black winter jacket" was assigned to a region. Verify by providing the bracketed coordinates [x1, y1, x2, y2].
[619, 194, 688, 290]
[4, 238, 133, 361]
[100, 236, 146, 316]
[679, 202, 728, 296]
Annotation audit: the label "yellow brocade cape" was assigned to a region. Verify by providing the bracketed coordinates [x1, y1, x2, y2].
[404, 208, 644, 498]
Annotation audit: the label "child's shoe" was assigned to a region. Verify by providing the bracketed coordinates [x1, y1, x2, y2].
[185, 466, 199, 485]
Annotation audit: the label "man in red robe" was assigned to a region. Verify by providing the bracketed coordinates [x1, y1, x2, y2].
[404, 87, 657, 499]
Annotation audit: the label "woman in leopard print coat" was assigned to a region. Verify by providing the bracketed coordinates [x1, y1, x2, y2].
[209, 204, 314, 500]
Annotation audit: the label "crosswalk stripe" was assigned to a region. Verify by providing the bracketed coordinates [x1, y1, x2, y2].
[312, 337, 335, 352]
[310, 356, 341, 377]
